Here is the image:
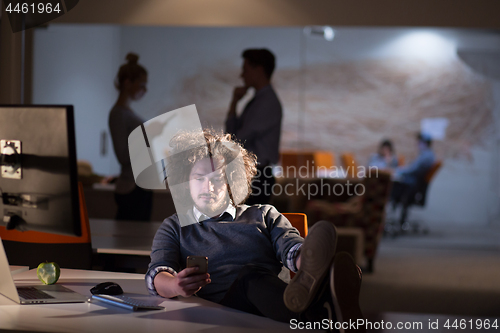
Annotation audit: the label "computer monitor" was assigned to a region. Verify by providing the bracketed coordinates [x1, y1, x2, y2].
[0, 105, 81, 237]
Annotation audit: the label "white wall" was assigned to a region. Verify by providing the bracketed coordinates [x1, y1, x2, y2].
[33, 24, 121, 175]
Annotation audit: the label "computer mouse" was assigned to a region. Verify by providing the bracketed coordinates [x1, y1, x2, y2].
[90, 281, 123, 295]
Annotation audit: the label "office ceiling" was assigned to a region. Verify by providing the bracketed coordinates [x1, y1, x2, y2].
[54, 0, 500, 28]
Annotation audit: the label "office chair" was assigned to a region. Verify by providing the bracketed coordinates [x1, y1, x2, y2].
[0, 183, 93, 269]
[283, 213, 308, 238]
[283, 213, 308, 279]
[389, 161, 442, 235]
[313, 151, 336, 169]
[280, 151, 335, 178]
[397, 155, 405, 167]
[280, 152, 315, 177]
[340, 152, 359, 178]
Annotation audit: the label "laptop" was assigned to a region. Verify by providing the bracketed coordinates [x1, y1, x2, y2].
[0, 238, 88, 304]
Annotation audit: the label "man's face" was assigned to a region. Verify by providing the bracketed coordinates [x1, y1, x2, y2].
[189, 157, 229, 217]
[240, 59, 260, 88]
[381, 146, 391, 158]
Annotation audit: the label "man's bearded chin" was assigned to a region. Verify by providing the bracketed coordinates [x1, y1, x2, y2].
[196, 193, 231, 217]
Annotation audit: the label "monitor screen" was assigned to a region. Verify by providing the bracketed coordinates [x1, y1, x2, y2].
[0, 105, 81, 237]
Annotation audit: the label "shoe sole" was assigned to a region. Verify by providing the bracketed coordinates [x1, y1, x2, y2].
[331, 252, 364, 333]
[284, 221, 337, 313]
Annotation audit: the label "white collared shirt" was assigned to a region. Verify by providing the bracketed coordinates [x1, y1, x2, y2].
[193, 204, 236, 223]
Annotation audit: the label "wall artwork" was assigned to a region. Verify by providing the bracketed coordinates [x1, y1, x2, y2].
[170, 58, 494, 166]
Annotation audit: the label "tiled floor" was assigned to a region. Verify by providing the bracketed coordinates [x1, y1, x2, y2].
[360, 224, 500, 318]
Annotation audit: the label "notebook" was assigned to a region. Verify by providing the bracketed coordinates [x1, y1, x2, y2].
[0, 238, 88, 304]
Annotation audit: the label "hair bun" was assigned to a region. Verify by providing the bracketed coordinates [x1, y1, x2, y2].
[126, 53, 139, 65]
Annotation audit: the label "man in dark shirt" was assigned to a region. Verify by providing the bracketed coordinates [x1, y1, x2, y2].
[146, 129, 364, 330]
[226, 48, 282, 205]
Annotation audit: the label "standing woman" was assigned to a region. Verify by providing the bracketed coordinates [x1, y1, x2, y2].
[109, 53, 152, 221]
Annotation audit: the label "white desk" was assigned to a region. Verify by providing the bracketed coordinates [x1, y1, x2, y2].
[1, 268, 294, 333]
[9, 265, 29, 275]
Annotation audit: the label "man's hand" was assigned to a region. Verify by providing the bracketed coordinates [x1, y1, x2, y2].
[228, 86, 249, 118]
[154, 267, 211, 299]
[173, 267, 211, 297]
[232, 86, 249, 103]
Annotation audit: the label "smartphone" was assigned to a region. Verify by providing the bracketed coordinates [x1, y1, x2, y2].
[186, 256, 208, 274]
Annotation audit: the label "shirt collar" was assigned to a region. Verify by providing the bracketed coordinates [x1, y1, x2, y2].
[193, 204, 236, 223]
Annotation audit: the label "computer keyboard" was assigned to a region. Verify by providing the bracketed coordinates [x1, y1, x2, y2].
[17, 287, 55, 300]
[91, 294, 164, 311]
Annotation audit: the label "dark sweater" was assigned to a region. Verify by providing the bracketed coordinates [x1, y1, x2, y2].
[147, 204, 303, 303]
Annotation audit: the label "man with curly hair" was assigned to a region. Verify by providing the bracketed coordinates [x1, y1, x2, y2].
[146, 129, 364, 331]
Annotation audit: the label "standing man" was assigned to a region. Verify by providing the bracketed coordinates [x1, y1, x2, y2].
[226, 48, 282, 205]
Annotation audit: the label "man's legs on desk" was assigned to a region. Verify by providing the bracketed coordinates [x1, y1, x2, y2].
[220, 221, 364, 332]
[220, 264, 300, 322]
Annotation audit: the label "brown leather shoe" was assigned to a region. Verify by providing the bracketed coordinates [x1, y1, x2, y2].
[327, 252, 365, 333]
[284, 221, 338, 313]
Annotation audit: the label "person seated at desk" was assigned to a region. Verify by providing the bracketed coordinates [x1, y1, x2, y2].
[146, 129, 364, 329]
[368, 139, 398, 171]
[390, 133, 435, 225]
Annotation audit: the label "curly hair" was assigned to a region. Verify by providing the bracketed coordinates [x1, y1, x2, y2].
[165, 128, 257, 210]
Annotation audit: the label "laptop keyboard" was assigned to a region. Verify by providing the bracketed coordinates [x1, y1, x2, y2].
[17, 287, 55, 299]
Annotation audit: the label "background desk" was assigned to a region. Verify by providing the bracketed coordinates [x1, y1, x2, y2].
[90, 218, 160, 256]
[89, 219, 160, 272]
[9, 266, 29, 275]
[84, 186, 176, 222]
[1, 268, 294, 333]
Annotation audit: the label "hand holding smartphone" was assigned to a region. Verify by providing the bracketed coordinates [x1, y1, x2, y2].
[186, 256, 208, 274]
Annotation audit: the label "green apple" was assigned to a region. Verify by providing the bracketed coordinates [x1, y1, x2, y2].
[37, 262, 60, 285]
